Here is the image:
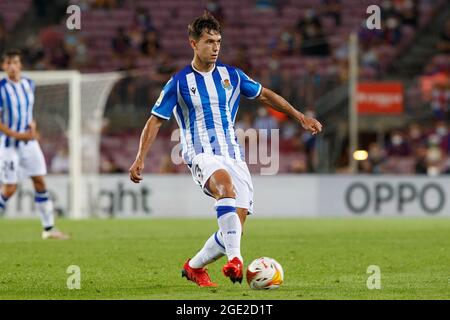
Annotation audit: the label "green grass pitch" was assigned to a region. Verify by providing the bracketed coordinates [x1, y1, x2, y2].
[0, 218, 449, 300]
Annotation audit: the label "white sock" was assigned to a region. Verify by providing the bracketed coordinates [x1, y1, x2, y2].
[189, 231, 226, 269]
[216, 198, 243, 263]
[35, 191, 55, 230]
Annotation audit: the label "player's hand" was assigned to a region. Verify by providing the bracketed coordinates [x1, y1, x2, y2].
[301, 117, 323, 135]
[129, 158, 144, 183]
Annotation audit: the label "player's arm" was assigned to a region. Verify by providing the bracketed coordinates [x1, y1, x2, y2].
[129, 115, 164, 183]
[257, 87, 323, 135]
[129, 77, 176, 183]
[0, 114, 36, 141]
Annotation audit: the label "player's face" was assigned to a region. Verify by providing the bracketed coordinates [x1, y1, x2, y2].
[2, 56, 22, 79]
[192, 30, 221, 65]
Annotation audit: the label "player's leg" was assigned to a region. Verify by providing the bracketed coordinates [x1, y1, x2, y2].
[188, 206, 247, 270]
[21, 141, 69, 239]
[183, 163, 239, 287]
[190, 168, 241, 259]
[0, 184, 18, 214]
[182, 156, 246, 286]
[207, 169, 242, 259]
[188, 194, 247, 268]
[31, 175, 54, 230]
[0, 148, 20, 214]
[183, 168, 238, 287]
[181, 226, 223, 287]
[236, 207, 248, 227]
[205, 169, 245, 283]
[31, 175, 69, 240]
[220, 158, 254, 283]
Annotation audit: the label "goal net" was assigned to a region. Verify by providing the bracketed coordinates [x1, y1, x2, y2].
[21, 71, 122, 219]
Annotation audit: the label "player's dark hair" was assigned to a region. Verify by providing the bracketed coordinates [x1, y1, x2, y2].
[2, 49, 22, 62]
[188, 11, 221, 40]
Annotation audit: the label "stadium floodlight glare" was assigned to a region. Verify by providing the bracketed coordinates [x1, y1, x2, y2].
[353, 150, 368, 161]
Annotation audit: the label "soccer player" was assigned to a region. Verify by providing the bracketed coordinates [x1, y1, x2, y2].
[129, 13, 322, 287]
[0, 50, 69, 240]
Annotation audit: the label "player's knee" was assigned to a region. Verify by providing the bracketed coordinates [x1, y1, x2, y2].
[216, 182, 236, 199]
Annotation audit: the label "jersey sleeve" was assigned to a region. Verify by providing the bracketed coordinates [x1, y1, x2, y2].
[151, 77, 177, 120]
[237, 69, 262, 99]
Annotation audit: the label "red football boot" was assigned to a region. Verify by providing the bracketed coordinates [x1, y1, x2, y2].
[181, 259, 217, 287]
[222, 257, 243, 284]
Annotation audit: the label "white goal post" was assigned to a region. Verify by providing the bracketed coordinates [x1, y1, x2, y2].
[2, 70, 123, 219]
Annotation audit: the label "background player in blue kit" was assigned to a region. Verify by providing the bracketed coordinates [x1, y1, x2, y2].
[0, 50, 69, 240]
[129, 12, 322, 287]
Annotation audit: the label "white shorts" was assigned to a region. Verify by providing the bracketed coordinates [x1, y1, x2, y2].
[189, 153, 254, 214]
[0, 140, 47, 184]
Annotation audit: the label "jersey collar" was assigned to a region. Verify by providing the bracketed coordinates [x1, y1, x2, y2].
[6, 77, 22, 85]
[191, 62, 216, 76]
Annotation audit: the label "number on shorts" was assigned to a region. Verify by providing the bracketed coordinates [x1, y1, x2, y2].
[3, 161, 14, 172]
[194, 164, 203, 182]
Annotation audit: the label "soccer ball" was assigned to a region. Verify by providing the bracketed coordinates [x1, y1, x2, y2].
[246, 257, 284, 290]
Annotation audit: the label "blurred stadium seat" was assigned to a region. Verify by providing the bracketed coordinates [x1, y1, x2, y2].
[1, 0, 449, 175]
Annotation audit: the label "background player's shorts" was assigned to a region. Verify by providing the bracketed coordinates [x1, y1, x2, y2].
[189, 153, 254, 214]
[0, 140, 47, 184]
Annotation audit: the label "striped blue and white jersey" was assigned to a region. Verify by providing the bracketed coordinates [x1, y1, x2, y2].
[0, 77, 35, 148]
[151, 62, 262, 165]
